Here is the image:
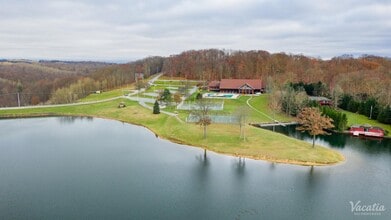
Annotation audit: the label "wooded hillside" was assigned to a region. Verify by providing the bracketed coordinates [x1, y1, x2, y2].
[0, 60, 112, 107]
[1, 49, 390, 107]
[162, 49, 391, 105]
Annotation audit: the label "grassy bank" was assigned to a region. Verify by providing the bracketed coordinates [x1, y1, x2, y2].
[341, 110, 391, 136]
[0, 99, 344, 166]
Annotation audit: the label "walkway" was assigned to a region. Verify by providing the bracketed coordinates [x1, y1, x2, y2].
[148, 73, 164, 85]
[132, 73, 184, 123]
[246, 96, 297, 127]
[246, 96, 276, 122]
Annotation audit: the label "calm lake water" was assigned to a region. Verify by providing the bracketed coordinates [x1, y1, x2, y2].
[0, 117, 390, 220]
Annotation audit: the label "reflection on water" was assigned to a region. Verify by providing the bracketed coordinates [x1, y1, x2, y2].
[233, 157, 246, 179]
[195, 149, 210, 168]
[0, 117, 390, 220]
[57, 116, 93, 124]
[194, 149, 210, 189]
[261, 125, 391, 154]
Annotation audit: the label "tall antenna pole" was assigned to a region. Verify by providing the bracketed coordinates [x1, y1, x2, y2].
[17, 92, 20, 107]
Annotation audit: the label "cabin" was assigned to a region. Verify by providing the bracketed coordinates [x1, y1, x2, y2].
[208, 79, 264, 94]
[309, 96, 332, 106]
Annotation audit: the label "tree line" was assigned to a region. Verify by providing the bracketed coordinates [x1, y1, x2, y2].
[49, 56, 164, 104]
[1, 49, 390, 112]
[0, 57, 164, 106]
[0, 60, 112, 107]
[162, 49, 390, 106]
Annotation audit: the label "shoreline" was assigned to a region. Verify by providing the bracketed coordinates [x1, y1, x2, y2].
[0, 113, 345, 167]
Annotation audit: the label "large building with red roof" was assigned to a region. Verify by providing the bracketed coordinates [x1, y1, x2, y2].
[208, 79, 264, 94]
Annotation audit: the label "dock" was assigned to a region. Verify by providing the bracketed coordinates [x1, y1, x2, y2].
[251, 122, 298, 127]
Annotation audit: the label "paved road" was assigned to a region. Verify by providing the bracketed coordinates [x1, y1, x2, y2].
[0, 72, 184, 122]
[0, 97, 122, 111]
[126, 96, 156, 104]
[0, 73, 162, 110]
[148, 73, 164, 85]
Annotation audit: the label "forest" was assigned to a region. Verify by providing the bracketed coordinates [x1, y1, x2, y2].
[0, 60, 112, 107]
[1, 49, 390, 122]
[162, 49, 390, 105]
[0, 57, 163, 106]
[161, 49, 390, 124]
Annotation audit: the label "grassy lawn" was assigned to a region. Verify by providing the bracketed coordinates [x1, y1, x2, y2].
[79, 87, 132, 102]
[171, 94, 295, 124]
[341, 110, 391, 136]
[248, 94, 293, 122]
[158, 76, 188, 80]
[0, 99, 344, 166]
[208, 95, 293, 123]
[154, 80, 198, 86]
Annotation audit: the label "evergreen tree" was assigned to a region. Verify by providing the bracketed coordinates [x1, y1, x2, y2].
[196, 92, 203, 100]
[153, 100, 160, 114]
[377, 106, 391, 124]
[339, 94, 352, 110]
[347, 99, 359, 112]
[321, 107, 348, 132]
[160, 88, 172, 104]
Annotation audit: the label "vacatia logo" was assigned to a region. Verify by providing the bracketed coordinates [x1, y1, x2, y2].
[350, 200, 386, 216]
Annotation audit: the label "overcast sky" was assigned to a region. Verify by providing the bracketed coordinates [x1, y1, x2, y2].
[0, 0, 390, 62]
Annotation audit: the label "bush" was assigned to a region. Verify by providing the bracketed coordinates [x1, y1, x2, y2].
[321, 107, 348, 131]
[196, 93, 203, 100]
[118, 102, 126, 108]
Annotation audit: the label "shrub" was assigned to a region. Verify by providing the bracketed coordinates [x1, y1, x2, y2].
[321, 107, 348, 131]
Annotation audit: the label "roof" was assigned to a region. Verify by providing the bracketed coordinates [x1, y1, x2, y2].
[208, 80, 220, 88]
[308, 96, 331, 101]
[219, 79, 263, 90]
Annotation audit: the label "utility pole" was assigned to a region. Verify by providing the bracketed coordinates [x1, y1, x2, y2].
[369, 105, 373, 119]
[17, 92, 20, 107]
[137, 75, 140, 101]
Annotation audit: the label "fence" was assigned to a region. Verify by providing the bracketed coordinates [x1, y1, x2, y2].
[177, 101, 224, 111]
[186, 114, 239, 124]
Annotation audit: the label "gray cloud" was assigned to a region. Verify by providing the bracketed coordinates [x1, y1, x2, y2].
[0, 0, 389, 61]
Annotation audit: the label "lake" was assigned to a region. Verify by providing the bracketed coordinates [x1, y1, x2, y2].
[0, 117, 390, 219]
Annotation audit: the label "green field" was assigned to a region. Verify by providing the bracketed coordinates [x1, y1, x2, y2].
[0, 98, 344, 166]
[341, 110, 391, 136]
[153, 80, 199, 86]
[79, 88, 130, 102]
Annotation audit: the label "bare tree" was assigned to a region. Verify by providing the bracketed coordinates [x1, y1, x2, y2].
[331, 84, 343, 108]
[136, 79, 145, 91]
[235, 106, 251, 140]
[173, 92, 182, 106]
[296, 107, 334, 148]
[193, 98, 212, 139]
